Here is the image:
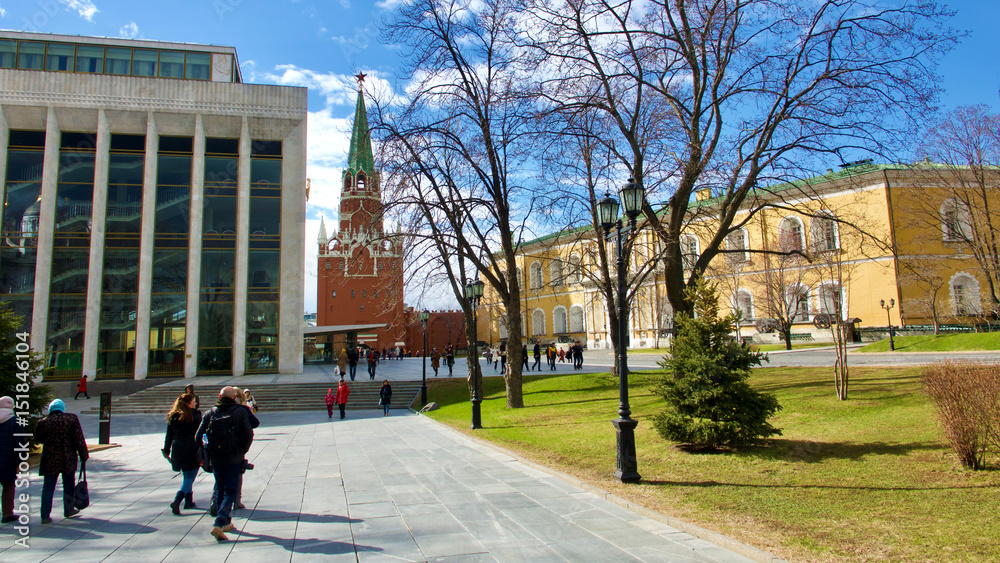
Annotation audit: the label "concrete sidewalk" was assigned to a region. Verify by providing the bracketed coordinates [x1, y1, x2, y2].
[1, 408, 771, 562]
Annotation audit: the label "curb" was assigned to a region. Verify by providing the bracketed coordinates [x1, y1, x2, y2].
[413, 410, 788, 563]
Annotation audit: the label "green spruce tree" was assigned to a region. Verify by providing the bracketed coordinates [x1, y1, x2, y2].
[0, 304, 52, 438]
[653, 280, 781, 449]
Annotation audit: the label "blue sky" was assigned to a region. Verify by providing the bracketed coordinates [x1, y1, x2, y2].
[1, 0, 997, 312]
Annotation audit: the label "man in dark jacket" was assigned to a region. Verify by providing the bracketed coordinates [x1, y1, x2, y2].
[531, 342, 541, 371]
[347, 347, 359, 381]
[34, 399, 88, 524]
[196, 387, 254, 542]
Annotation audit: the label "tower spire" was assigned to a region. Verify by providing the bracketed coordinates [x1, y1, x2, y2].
[346, 74, 376, 179]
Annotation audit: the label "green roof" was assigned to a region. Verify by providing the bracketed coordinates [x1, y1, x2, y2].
[345, 87, 376, 179]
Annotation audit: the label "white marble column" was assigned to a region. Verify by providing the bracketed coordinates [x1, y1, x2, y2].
[279, 119, 307, 374]
[183, 116, 205, 379]
[30, 108, 60, 356]
[0, 108, 8, 231]
[232, 117, 251, 376]
[133, 113, 158, 380]
[82, 110, 110, 379]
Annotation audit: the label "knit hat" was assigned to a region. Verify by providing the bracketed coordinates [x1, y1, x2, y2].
[48, 399, 66, 413]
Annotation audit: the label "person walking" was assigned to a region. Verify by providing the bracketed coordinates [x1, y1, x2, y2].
[558, 348, 566, 363]
[532, 342, 541, 372]
[34, 399, 88, 524]
[324, 388, 336, 418]
[74, 375, 89, 400]
[430, 348, 441, 376]
[445, 345, 455, 376]
[335, 378, 350, 419]
[0, 397, 18, 523]
[573, 341, 584, 370]
[522, 344, 530, 371]
[338, 348, 348, 377]
[196, 387, 254, 542]
[379, 380, 392, 417]
[499, 342, 507, 374]
[222, 389, 260, 514]
[184, 384, 200, 410]
[547, 344, 556, 370]
[347, 347, 359, 381]
[162, 393, 202, 515]
[368, 348, 379, 380]
[243, 388, 258, 415]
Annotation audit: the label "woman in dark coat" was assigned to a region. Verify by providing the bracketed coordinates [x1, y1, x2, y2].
[34, 399, 88, 524]
[162, 393, 201, 515]
[0, 396, 17, 523]
[379, 380, 392, 417]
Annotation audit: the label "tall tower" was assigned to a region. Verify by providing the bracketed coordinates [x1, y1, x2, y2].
[316, 74, 406, 350]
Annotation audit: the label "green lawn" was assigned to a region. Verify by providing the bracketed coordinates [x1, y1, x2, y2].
[859, 331, 1000, 352]
[423, 367, 1000, 562]
[631, 342, 829, 354]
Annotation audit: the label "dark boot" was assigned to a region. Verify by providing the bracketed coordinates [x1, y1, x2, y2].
[170, 491, 184, 515]
[184, 492, 196, 509]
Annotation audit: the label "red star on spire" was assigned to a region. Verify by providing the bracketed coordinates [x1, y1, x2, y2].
[355, 72, 367, 84]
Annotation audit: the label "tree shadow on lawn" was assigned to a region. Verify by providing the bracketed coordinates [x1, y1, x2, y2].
[679, 439, 943, 464]
[755, 373, 922, 394]
[640, 477, 995, 491]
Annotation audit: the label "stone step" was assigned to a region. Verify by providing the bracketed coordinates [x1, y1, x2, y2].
[81, 381, 426, 414]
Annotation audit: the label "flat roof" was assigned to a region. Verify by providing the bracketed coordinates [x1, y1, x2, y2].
[304, 324, 387, 336]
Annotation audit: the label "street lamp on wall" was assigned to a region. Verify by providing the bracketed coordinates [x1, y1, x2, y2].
[465, 278, 485, 429]
[880, 298, 895, 351]
[420, 309, 430, 405]
[597, 177, 644, 484]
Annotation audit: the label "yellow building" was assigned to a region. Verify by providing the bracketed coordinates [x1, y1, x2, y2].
[479, 163, 996, 348]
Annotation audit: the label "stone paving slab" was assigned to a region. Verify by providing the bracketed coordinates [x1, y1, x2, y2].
[2, 408, 771, 562]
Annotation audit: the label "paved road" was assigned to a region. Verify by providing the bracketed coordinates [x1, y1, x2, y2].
[3, 408, 767, 563]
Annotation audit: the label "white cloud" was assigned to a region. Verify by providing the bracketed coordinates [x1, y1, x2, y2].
[0, 4, 6, 17]
[61, 0, 98, 21]
[339, 0, 350, 8]
[240, 60, 257, 83]
[375, 0, 407, 9]
[119, 22, 138, 38]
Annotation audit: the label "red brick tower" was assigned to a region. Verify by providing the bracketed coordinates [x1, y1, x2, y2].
[317, 74, 406, 350]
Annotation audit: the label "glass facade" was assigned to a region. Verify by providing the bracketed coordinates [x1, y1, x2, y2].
[46, 132, 96, 377]
[198, 138, 238, 374]
[0, 38, 235, 82]
[97, 134, 145, 377]
[149, 136, 192, 376]
[246, 141, 282, 372]
[0, 130, 45, 330]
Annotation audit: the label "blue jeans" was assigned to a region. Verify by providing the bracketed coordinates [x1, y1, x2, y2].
[180, 468, 198, 494]
[349, 364, 357, 380]
[41, 471, 75, 519]
[382, 403, 390, 416]
[212, 462, 241, 527]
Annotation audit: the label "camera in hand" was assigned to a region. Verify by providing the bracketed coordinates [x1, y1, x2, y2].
[241, 460, 254, 471]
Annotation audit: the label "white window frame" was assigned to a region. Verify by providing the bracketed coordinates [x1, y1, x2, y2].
[810, 211, 839, 252]
[529, 262, 543, 289]
[734, 290, 754, 323]
[941, 198, 973, 242]
[680, 234, 699, 270]
[950, 272, 981, 315]
[727, 228, 750, 263]
[531, 308, 546, 336]
[550, 259, 564, 286]
[569, 305, 585, 332]
[779, 216, 806, 252]
[553, 305, 568, 334]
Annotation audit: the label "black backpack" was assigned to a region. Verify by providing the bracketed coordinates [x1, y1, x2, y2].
[205, 406, 241, 458]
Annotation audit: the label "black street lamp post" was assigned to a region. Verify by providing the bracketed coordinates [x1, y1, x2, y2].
[465, 278, 485, 429]
[597, 177, 644, 484]
[420, 309, 430, 405]
[880, 298, 895, 351]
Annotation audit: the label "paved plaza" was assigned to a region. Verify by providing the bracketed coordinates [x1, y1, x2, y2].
[6, 346, 980, 562]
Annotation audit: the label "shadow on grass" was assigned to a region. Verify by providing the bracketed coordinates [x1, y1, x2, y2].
[719, 439, 944, 463]
[641, 476, 993, 491]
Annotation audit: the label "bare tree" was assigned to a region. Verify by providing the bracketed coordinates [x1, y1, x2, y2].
[375, 0, 537, 407]
[913, 105, 1000, 319]
[519, 0, 959, 323]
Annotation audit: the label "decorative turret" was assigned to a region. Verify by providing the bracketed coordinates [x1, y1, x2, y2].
[339, 72, 383, 237]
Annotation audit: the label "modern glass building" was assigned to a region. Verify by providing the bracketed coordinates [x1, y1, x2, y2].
[0, 31, 307, 379]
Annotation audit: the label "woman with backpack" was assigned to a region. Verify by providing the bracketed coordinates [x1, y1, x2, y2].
[379, 380, 392, 417]
[163, 393, 201, 515]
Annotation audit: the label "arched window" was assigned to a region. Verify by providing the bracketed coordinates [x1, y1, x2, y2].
[734, 290, 753, 322]
[356, 173, 367, 191]
[950, 272, 981, 315]
[569, 305, 585, 332]
[779, 217, 805, 252]
[529, 262, 543, 289]
[568, 254, 582, 283]
[515, 267, 523, 289]
[726, 228, 750, 263]
[811, 212, 839, 252]
[498, 322, 508, 339]
[532, 309, 545, 336]
[787, 285, 810, 322]
[550, 259, 564, 286]
[819, 283, 842, 317]
[941, 198, 972, 242]
[680, 234, 699, 270]
[553, 306, 568, 334]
